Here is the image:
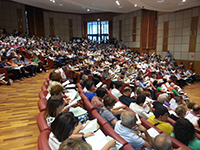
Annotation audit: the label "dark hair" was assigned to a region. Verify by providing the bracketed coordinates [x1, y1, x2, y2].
[51, 112, 78, 142]
[137, 76, 143, 81]
[114, 82, 122, 89]
[175, 96, 182, 103]
[103, 95, 116, 107]
[123, 87, 131, 94]
[174, 118, 195, 146]
[198, 119, 200, 128]
[136, 95, 146, 105]
[96, 87, 107, 98]
[154, 106, 169, 118]
[1, 56, 7, 61]
[85, 79, 94, 91]
[45, 95, 64, 118]
[7, 56, 13, 61]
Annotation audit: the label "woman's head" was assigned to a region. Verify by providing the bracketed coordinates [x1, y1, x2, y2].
[51, 112, 78, 142]
[59, 139, 92, 150]
[103, 95, 116, 109]
[50, 84, 64, 96]
[85, 80, 95, 92]
[96, 87, 107, 99]
[51, 72, 62, 82]
[175, 105, 187, 118]
[45, 95, 64, 118]
[135, 87, 143, 96]
[174, 118, 195, 146]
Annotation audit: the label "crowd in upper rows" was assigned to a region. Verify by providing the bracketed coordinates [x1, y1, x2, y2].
[1, 32, 200, 150]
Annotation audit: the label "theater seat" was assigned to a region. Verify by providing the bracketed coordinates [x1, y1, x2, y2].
[37, 129, 51, 150]
[41, 85, 48, 96]
[122, 143, 135, 150]
[37, 110, 50, 132]
[38, 98, 47, 112]
[90, 109, 108, 127]
[43, 80, 49, 89]
[39, 91, 47, 99]
[88, 75, 93, 81]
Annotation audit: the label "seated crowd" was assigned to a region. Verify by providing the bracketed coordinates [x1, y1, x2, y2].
[1, 32, 200, 150]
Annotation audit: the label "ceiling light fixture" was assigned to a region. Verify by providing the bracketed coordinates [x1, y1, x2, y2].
[87, 9, 90, 11]
[134, 4, 137, 7]
[116, 1, 120, 6]
[52, 0, 55, 3]
[157, 0, 164, 3]
[182, 0, 186, 2]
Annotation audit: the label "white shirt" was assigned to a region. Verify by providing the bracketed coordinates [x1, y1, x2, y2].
[49, 132, 61, 150]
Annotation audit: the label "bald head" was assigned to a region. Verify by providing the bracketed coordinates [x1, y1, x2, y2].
[120, 111, 136, 128]
[153, 134, 172, 150]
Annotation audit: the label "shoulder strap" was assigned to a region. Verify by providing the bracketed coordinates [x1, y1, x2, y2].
[154, 123, 160, 126]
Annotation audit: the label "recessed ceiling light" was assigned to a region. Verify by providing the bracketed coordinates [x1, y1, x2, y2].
[134, 4, 137, 7]
[87, 9, 90, 11]
[182, 0, 186, 2]
[116, 1, 120, 6]
[157, 0, 164, 3]
[52, 0, 55, 3]
[59, 4, 63, 6]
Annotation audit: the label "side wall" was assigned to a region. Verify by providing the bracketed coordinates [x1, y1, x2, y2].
[113, 10, 141, 49]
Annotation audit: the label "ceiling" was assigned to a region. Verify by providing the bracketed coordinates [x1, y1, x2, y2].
[11, 0, 200, 14]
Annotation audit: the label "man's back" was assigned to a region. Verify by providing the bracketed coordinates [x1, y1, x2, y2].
[114, 120, 144, 150]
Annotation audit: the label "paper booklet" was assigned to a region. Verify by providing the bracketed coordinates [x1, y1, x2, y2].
[185, 113, 199, 125]
[79, 119, 98, 134]
[142, 127, 159, 138]
[65, 89, 78, 100]
[69, 106, 88, 117]
[113, 101, 124, 110]
[62, 80, 70, 87]
[96, 82, 103, 88]
[85, 129, 123, 150]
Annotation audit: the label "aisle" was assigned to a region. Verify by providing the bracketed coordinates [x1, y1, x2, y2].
[0, 71, 50, 150]
[183, 82, 200, 104]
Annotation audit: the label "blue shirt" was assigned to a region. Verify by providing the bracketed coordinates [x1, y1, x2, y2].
[99, 107, 117, 129]
[84, 92, 96, 101]
[114, 120, 145, 150]
[138, 81, 147, 89]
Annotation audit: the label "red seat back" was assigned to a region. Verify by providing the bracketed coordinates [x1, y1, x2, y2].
[37, 130, 51, 150]
[38, 98, 47, 112]
[37, 111, 50, 132]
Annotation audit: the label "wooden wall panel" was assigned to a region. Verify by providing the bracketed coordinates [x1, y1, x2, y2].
[49, 17, 54, 37]
[109, 20, 113, 39]
[17, 9, 23, 34]
[162, 21, 169, 52]
[132, 17, 136, 42]
[119, 20, 122, 41]
[189, 16, 198, 52]
[69, 19, 73, 40]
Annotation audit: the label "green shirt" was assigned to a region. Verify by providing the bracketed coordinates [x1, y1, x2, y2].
[171, 89, 179, 96]
[32, 57, 39, 62]
[171, 133, 200, 150]
[157, 87, 161, 92]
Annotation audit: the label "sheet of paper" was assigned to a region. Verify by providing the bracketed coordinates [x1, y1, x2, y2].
[80, 119, 98, 134]
[46, 93, 51, 100]
[69, 106, 88, 117]
[96, 82, 103, 88]
[113, 101, 124, 110]
[86, 130, 108, 150]
[66, 100, 77, 108]
[106, 136, 123, 150]
[147, 127, 160, 138]
[136, 113, 141, 124]
[65, 84, 76, 88]
[65, 89, 78, 100]
[62, 80, 70, 87]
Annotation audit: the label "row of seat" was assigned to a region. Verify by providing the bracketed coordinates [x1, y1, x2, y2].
[79, 75, 193, 150]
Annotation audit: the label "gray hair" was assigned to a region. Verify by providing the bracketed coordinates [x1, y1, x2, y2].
[158, 93, 168, 104]
[153, 134, 172, 150]
[81, 75, 88, 81]
[62, 66, 68, 72]
[120, 111, 136, 127]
